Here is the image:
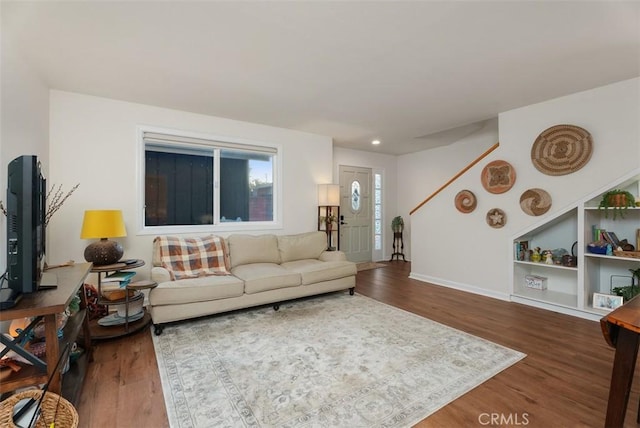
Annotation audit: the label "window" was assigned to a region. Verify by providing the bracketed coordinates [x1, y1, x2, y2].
[141, 129, 279, 232]
[374, 173, 382, 250]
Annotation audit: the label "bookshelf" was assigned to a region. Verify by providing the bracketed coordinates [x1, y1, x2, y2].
[510, 169, 640, 320]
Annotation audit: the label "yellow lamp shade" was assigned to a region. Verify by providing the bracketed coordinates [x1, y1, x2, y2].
[80, 210, 127, 239]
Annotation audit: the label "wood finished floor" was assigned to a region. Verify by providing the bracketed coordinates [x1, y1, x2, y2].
[76, 261, 638, 427]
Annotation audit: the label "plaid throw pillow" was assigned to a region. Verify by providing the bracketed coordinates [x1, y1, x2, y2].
[155, 235, 231, 280]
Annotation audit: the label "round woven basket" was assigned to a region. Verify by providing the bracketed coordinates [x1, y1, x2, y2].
[0, 390, 78, 428]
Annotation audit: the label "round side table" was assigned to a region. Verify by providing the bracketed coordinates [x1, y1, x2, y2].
[125, 280, 158, 332]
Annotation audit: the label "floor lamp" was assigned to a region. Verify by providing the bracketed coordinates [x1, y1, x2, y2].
[318, 184, 340, 250]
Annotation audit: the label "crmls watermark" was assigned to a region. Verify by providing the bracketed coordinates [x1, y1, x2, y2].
[478, 412, 530, 426]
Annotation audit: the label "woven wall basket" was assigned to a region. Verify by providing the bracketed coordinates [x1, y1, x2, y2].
[531, 124, 593, 176]
[486, 208, 507, 228]
[454, 190, 477, 213]
[481, 160, 516, 194]
[520, 188, 552, 216]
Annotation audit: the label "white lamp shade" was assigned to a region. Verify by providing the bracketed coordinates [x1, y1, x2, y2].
[318, 184, 340, 206]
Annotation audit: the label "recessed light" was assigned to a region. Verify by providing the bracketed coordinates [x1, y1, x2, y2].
[371, 140, 381, 145]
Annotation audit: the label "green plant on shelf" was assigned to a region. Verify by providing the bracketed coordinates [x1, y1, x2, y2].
[598, 189, 636, 220]
[612, 268, 640, 301]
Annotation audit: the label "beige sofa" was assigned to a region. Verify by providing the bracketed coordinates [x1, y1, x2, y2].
[148, 231, 356, 335]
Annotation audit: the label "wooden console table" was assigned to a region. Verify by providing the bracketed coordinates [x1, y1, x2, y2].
[600, 294, 640, 427]
[0, 263, 92, 405]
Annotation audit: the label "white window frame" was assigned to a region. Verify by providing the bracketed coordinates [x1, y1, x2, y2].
[136, 125, 283, 235]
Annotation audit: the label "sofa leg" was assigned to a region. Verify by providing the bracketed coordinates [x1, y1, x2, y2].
[154, 324, 165, 336]
[349, 287, 355, 296]
[273, 304, 280, 311]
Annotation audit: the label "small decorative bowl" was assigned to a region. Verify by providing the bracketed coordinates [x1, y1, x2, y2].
[587, 244, 608, 255]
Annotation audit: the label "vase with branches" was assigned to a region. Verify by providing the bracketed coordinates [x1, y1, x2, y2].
[0, 183, 80, 226]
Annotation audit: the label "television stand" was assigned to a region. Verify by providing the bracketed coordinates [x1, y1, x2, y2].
[0, 288, 21, 310]
[0, 263, 92, 405]
[39, 271, 58, 289]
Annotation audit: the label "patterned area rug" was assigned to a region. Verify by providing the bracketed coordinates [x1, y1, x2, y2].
[152, 293, 525, 427]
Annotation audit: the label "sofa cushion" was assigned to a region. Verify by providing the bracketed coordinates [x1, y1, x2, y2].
[231, 263, 301, 294]
[228, 234, 280, 268]
[278, 231, 327, 263]
[155, 235, 231, 280]
[281, 259, 357, 285]
[149, 275, 244, 306]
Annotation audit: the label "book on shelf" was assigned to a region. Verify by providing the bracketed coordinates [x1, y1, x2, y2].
[101, 271, 137, 291]
[592, 225, 606, 243]
[601, 231, 621, 247]
[514, 240, 529, 261]
[102, 271, 136, 283]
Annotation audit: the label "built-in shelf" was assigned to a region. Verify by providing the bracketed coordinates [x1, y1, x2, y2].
[514, 260, 578, 271]
[511, 169, 640, 321]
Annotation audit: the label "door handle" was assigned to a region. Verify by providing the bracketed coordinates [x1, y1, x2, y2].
[340, 221, 348, 225]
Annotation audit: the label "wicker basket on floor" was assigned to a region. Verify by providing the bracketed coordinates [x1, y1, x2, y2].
[0, 389, 78, 428]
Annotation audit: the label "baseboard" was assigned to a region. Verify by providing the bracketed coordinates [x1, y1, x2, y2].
[408, 272, 511, 301]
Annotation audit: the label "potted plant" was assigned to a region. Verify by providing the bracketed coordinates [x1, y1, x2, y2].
[320, 213, 337, 231]
[598, 189, 636, 219]
[612, 268, 640, 301]
[391, 216, 404, 233]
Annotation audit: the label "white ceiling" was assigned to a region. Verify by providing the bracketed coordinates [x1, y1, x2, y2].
[3, 1, 639, 155]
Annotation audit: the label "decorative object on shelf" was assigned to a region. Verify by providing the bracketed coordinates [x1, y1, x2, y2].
[593, 292, 624, 311]
[588, 242, 610, 255]
[544, 250, 554, 264]
[317, 184, 340, 250]
[391, 216, 404, 232]
[525, 275, 547, 290]
[80, 209, 127, 265]
[519, 188, 552, 216]
[561, 242, 578, 267]
[613, 250, 640, 259]
[481, 160, 516, 194]
[530, 247, 541, 263]
[610, 269, 640, 302]
[531, 124, 593, 176]
[485, 208, 506, 228]
[598, 189, 636, 219]
[515, 240, 529, 261]
[454, 190, 477, 213]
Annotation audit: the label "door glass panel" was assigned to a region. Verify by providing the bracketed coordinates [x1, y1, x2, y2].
[351, 181, 361, 211]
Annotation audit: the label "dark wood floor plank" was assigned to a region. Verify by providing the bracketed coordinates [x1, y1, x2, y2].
[75, 261, 637, 427]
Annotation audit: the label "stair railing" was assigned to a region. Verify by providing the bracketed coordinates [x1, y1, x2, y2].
[409, 142, 500, 215]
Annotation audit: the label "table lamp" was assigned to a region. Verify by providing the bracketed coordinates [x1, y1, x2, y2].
[80, 210, 127, 266]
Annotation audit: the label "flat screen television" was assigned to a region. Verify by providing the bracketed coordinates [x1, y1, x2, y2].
[3, 155, 47, 305]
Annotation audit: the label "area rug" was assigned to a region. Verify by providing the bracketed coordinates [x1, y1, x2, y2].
[356, 261, 387, 271]
[152, 293, 525, 427]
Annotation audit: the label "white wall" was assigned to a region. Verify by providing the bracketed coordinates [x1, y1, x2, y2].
[407, 78, 640, 299]
[398, 118, 499, 262]
[333, 147, 398, 261]
[48, 91, 333, 282]
[0, 45, 50, 273]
